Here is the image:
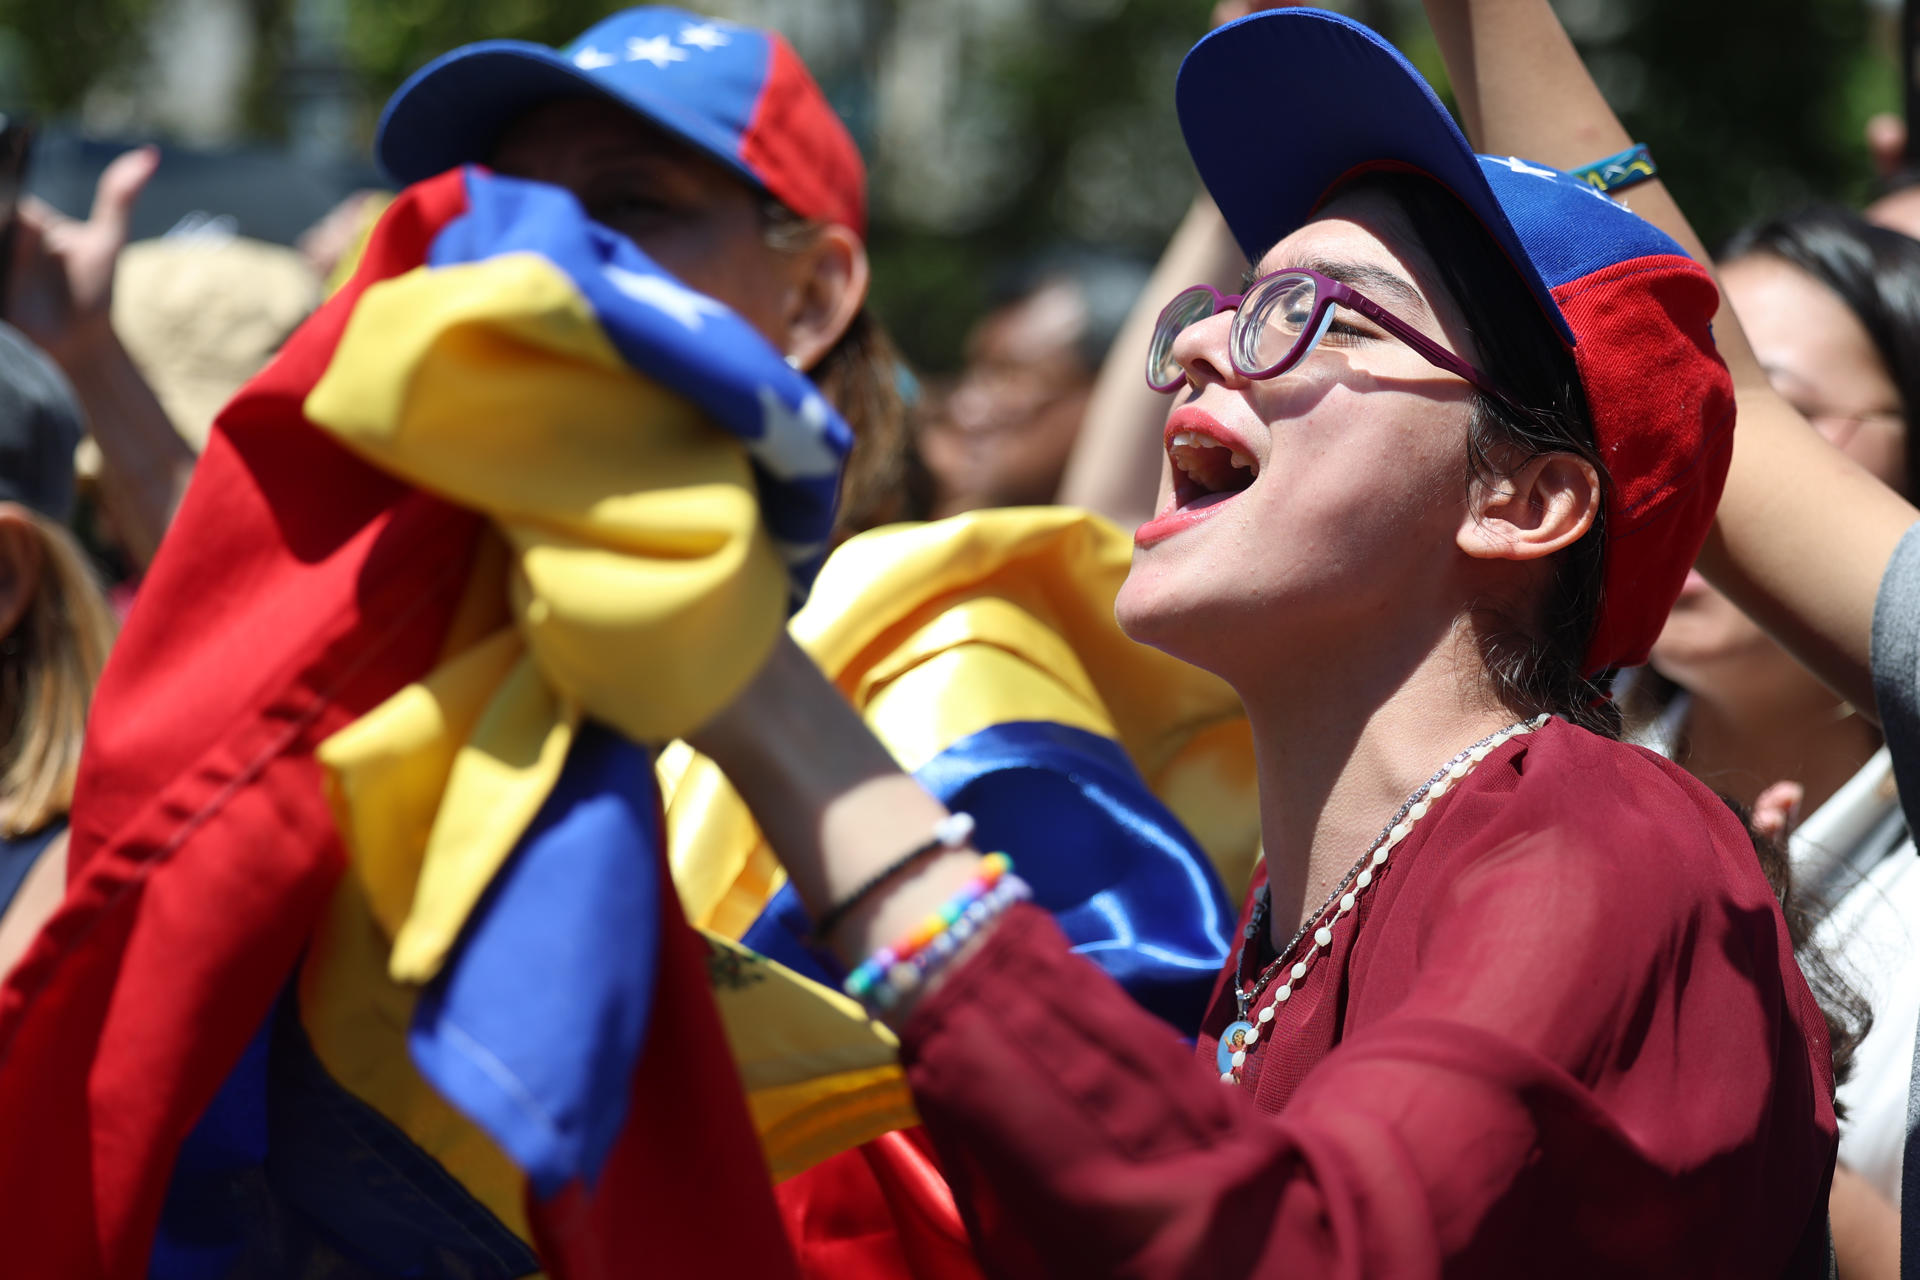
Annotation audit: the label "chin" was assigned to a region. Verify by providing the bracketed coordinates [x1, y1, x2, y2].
[1115, 557, 1246, 675]
[1650, 603, 1771, 689]
[1114, 564, 1182, 648]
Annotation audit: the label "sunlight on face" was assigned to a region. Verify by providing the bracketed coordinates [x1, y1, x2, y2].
[1115, 187, 1486, 687]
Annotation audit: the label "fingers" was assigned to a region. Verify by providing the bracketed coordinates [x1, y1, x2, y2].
[1867, 113, 1908, 181]
[14, 194, 67, 235]
[1751, 779, 1805, 843]
[87, 145, 160, 248]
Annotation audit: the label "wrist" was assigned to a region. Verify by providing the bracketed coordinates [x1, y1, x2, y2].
[38, 317, 123, 381]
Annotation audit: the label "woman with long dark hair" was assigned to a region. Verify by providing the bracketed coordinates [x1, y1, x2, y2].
[1631, 208, 1920, 1242]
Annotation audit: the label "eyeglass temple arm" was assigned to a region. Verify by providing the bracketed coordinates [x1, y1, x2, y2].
[1335, 287, 1528, 413]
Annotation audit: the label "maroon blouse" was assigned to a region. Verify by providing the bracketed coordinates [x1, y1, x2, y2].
[897, 719, 1837, 1277]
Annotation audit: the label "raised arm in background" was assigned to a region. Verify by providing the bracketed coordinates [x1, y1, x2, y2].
[1054, 193, 1241, 528]
[9, 147, 195, 570]
[1420, 0, 1915, 717]
[1055, 1, 1308, 531]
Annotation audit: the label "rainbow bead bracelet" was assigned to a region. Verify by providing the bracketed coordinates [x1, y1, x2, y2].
[844, 853, 1030, 1012]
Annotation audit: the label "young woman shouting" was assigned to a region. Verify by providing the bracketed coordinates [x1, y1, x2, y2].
[692, 10, 1836, 1275]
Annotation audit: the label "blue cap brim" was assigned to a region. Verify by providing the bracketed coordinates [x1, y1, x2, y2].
[1176, 8, 1574, 345]
[376, 39, 765, 195]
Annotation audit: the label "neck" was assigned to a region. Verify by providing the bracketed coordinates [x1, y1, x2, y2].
[1680, 664, 1880, 815]
[1238, 622, 1524, 940]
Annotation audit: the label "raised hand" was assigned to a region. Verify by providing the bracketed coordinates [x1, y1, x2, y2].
[7, 145, 159, 367]
[1749, 779, 1805, 844]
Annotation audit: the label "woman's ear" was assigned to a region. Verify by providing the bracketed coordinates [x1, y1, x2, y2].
[1457, 452, 1601, 563]
[0, 508, 44, 641]
[780, 224, 868, 372]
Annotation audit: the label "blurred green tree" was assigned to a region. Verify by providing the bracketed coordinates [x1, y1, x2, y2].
[1553, 0, 1893, 252]
[2, 0, 1902, 368]
[0, 0, 155, 112]
[338, 0, 613, 100]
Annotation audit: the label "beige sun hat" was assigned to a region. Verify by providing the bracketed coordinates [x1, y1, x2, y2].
[108, 229, 322, 453]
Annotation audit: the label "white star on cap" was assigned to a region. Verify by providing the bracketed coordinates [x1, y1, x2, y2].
[1487, 155, 1557, 181]
[679, 22, 731, 51]
[605, 266, 728, 330]
[626, 34, 688, 68]
[572, 46, 617, 69]
[752, 386, 841, 481]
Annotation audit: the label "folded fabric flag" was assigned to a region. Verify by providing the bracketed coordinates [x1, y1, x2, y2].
[663, 505, 1261, 1185]
[0, 165, 845, 1278]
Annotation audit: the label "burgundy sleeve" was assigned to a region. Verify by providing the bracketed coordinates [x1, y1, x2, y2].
[898, 820, 1832, 1280]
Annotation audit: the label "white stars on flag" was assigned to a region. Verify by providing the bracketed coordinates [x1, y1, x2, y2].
[679, 22, 731, 51]
[626, 34, 688, 68]
[572, 46, 617, 69]
[604, 267, 729, 330]
[752, 386, 842, 482]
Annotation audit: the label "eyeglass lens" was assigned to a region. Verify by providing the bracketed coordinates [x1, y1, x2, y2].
[1148, 273, 1333, 390]
[1235, 273, 1328, 379]
[1147, 286, 1223, 389]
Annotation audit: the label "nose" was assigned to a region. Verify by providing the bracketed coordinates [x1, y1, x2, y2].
[1168, 305, 1246, 392]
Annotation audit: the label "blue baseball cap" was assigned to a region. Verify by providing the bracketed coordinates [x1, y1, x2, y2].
[1173, 7, 1736, 674]
[377, 6, 867, 235]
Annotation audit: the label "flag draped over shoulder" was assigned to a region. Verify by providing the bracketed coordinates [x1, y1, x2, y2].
[0, 165, 848, 1278]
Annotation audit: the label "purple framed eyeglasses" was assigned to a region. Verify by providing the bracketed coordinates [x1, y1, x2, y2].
[1143, 267, 1523, 412]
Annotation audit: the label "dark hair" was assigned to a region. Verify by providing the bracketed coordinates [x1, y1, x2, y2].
[1721, 204, 1920, 496]
[1725, 793, 1870, 1110]
[1337, 172, 1617, 736]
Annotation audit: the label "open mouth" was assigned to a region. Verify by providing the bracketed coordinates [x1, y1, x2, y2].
[1168, 429, 1259, 511]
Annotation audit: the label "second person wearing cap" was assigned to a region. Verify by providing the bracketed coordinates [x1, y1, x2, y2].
[688, 7, 1837, 1276]
[380, 5, 912, 537]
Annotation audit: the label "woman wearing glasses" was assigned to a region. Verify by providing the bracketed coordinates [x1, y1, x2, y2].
[691, 8, 1835, 1275]
[1631, 209, 1920, 829]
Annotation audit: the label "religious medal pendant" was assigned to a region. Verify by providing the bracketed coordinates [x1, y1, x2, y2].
[1216, 1018, 1256, 1077]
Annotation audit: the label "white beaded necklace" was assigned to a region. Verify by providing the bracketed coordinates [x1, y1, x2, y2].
[1217, 714, 1551, 1085]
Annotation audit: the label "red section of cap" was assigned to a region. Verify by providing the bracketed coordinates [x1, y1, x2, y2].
[739, 35, 867, 238]
[1555, 255, 1735, 675]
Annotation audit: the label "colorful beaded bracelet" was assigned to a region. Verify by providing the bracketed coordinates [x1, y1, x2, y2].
[844, 853, 1030, 1011]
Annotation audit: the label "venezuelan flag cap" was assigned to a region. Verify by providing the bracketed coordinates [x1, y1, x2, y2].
[1177, 7, 1734, 677]
[377, 6, 867, 237]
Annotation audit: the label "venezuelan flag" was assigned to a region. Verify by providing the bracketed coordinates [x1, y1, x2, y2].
[0, 165, 849, 1277]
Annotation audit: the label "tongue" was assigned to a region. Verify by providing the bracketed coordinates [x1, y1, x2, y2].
[1186, 489, 1238, 512]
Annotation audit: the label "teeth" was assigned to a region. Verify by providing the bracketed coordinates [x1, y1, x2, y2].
[1168, 427, 1259, 491]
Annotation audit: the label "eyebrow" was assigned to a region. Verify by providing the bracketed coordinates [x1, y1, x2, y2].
[1244, 256, 1428, 316]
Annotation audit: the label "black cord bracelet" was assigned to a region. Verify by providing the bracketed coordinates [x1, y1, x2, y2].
[808, 811, 976, 945]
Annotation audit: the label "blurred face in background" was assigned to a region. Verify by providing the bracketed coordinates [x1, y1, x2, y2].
[919, 278, 1095, 518]
[1652, 252, 1907, 697]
